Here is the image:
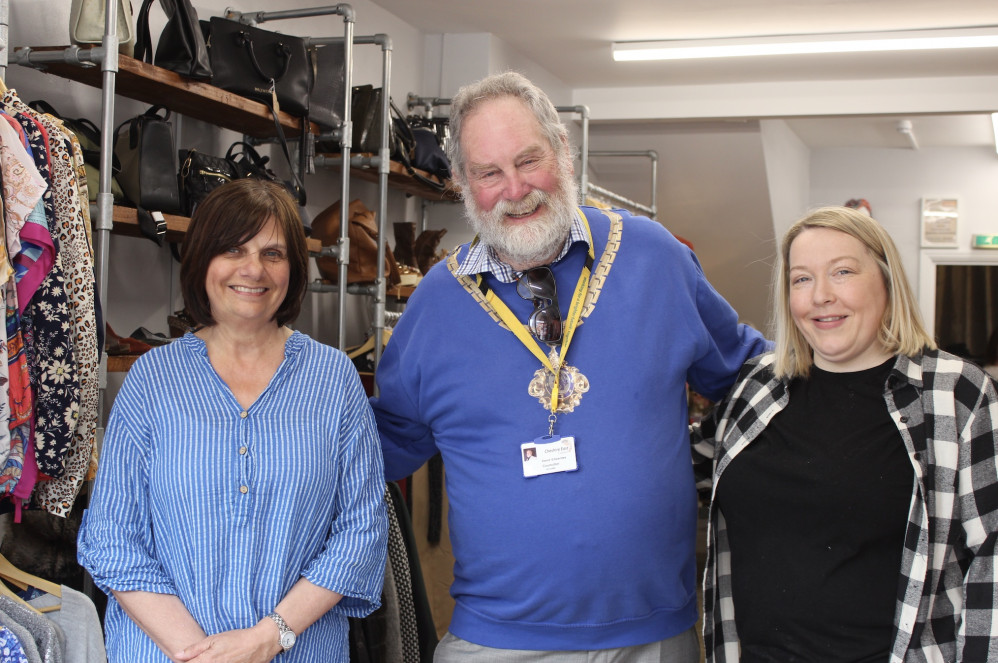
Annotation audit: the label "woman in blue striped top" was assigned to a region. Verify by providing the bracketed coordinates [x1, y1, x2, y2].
[78, 179, 389, 662]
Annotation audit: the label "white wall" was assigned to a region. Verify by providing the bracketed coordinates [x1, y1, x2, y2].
[586, 121, 776, 332]
[760, 119, 811, 242]
[810, 145, 998, 298]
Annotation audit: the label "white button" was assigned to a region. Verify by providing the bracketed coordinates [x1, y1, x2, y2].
[240, 410, 248, 418]
[239, 446, 247, 455]
[239, 485, 248, 494]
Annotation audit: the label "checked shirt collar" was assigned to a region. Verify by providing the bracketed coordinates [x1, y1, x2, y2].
[455, 207, 590, 282]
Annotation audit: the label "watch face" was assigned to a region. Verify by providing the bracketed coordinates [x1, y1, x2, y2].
[280, 631, 296, 649]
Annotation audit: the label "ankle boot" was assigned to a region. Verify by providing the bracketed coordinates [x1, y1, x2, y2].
[413, 228, 448, 276]
[393, 221, 417, 269]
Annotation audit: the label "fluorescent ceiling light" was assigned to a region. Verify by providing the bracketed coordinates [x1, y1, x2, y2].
[612, 27, 998, 61]
[992, 113, 998, 156]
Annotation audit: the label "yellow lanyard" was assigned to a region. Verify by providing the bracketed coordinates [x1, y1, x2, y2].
[474, 216, 596, 415]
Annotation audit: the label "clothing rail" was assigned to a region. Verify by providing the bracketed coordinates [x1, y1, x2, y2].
[587, 150, 658, 219]
[3, 0, 122, 602]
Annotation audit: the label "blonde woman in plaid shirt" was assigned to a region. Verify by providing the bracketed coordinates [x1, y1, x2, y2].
[693, 206, 998, 662]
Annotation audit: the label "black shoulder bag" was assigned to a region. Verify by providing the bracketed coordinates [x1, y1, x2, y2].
[389, 99, 449, 192]
[134, 0, 212, 80]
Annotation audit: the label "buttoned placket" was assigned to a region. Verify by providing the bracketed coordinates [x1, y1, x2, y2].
[235, 408, 253, 525]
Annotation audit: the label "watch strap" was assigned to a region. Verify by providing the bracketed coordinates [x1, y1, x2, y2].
[266, 611, 295, 651]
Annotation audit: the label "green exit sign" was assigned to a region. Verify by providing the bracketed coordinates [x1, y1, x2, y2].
[972, 234, 998, 249]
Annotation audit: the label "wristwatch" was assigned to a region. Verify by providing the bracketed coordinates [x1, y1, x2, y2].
[266, 612, 296, 652]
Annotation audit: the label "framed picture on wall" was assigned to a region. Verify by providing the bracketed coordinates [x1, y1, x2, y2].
[921, 197, 959, 248]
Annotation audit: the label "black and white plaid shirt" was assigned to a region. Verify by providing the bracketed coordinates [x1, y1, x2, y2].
[692, 349, 998, 662]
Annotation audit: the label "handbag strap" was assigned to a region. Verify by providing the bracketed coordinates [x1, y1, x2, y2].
[225, 141, 269, 168]
[264, 93, 307, 207]
[134, 0, 156, 64]
[239, 31, 293, 85]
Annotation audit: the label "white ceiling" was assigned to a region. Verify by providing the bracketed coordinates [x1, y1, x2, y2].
[369, 0, 998, 148]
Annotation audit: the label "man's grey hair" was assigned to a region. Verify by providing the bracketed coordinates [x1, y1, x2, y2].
[446, 71, 572, 189]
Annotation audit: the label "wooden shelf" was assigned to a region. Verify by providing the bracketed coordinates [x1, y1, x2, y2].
[25, 47, 456, 203]
[386, 284, 416, 299]
[109, 206, 322, 252]
[23, 47, 315, 139]
[320, 154, 460, 201]
[107, 355, 140, 372]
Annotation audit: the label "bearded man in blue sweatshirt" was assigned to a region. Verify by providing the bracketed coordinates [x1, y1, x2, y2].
[371, 71, 769, 662]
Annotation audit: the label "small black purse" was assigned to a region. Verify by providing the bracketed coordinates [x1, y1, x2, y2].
[177, 148, 239, 216]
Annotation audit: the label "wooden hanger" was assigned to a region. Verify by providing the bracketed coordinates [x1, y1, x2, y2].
[0, 552, 61, 613]
[0, 578, 42, 615]
[346, 329, 392, 360]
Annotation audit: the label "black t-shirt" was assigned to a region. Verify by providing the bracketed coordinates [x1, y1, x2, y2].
[715, 358, 913, 662]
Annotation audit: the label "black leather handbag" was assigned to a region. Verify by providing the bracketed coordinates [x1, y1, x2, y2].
[206, 16, 312, 117]
[307, 43, 346, 130]
[134, 0, 212, 80]
[177, 148, 238, 216]
[114, 105, 183, 218]
[178, 141, 301, 216]
[315, 84, 381, 154]
[389, 100, 449, 190]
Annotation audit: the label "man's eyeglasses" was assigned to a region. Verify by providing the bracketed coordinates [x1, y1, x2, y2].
[516, 266, 562, 345]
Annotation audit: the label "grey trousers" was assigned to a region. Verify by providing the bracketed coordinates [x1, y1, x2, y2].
[433, 626, 701, 663]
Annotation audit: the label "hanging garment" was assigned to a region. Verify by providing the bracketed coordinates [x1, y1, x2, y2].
[0, 625, 31, 663]
[382, 553, 404, 663]
[0, 620, 39, 663]
[0, 598, 64, 663]
[0, 117, 46, 277]
[27, 586, 107, 663]
[3, 92, 98, 517]
[386, 485, 420, 663]
[0, 102, 79, 486]
[0, 114, 45, 490]
[22, 114, 97, 516]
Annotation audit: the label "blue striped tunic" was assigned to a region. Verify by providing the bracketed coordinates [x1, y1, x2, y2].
[78, 331, 388, 662]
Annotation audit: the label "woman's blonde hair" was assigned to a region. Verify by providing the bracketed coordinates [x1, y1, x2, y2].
[773, 206, 935, 378]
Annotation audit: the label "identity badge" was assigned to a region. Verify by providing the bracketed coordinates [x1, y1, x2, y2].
[521, 435, 578, 478]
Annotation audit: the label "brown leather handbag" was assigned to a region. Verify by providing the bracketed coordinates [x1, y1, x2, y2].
[312, 199, 400, 286]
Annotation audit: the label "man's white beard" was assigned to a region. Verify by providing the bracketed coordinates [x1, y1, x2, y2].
[465, 168, 579, 270]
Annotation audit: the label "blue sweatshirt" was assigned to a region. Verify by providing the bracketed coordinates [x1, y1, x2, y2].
[372, 206, 768, 650]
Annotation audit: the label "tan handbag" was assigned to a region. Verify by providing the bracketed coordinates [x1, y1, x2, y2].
[313, 199, 401, 286]
[69, 0, 136, 56]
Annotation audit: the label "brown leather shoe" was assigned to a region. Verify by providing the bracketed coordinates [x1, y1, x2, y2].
[167, 309, 202, 337]
[105, 323, 153, 356]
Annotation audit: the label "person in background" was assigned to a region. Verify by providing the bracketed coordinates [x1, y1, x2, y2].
[371, 70, 769, 661]
[844, 197, 872, 217]
[693, 205, 998, 662]
[78, 179, 388, 662]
